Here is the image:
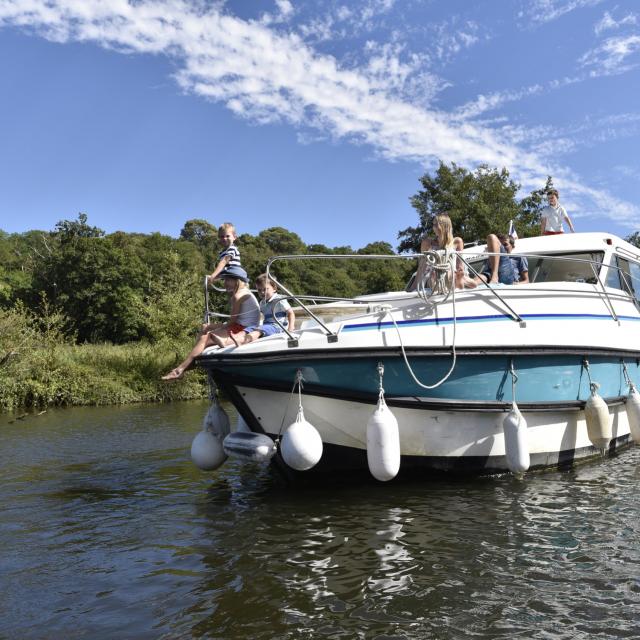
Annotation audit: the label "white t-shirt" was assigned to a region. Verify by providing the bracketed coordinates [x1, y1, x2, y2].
[541, 204, 568, 232]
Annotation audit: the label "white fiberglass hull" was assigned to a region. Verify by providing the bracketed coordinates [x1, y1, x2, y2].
[231, 385, 633, 476]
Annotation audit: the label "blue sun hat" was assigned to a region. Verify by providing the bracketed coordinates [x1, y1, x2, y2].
[220, 265, 249, 282]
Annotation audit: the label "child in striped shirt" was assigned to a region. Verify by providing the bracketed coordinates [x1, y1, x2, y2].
[207, 222, 241, 284]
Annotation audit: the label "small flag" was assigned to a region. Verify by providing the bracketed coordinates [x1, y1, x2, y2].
[508, 220, 518, 240]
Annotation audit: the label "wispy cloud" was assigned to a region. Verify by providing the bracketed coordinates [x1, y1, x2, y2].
[0, 0, 637, 228]
[519, 0, 604, 26]
[455, 84, 545, 120]
[580, 34, 640, 75]
[430, 20, 481, 63]
[501, 112, 640, 162]
[594, 10, 637, 36]
[361, 0, 397, 22]
[363, 40, 447, 103]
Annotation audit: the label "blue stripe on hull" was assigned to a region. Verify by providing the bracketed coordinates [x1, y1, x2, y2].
[343, 313, 640, 332]
[215, 354, 640, 403]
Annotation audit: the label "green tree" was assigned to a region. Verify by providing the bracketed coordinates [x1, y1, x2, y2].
[625, 232, 640, 249]
[397, 162, 548, 252]
[28, 215, 147, 343]
[54, 212, 104, 242]
[179, 219, 217, 247]
[179, 219, 219, 266]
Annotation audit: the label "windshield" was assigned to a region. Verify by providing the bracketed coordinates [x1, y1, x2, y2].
[527, 252, 604, 284]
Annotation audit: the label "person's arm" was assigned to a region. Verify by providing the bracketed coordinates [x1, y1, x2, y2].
[564, 209, 575, 232]
[207, 254, 231, 284]
[515, 256, 528, 284]
[286, 307, 296, 330]
[540, 216, 547, 235]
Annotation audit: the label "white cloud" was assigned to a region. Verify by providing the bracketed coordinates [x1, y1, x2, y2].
[275, 0, 294, 18]
[431, 20, 481, 62]
[260, 0, 295, 26]
[363, 40, 447, 103]
[0, 0, 637, 228]
[519, 0, 604, 26]
[594, 10, 637, 36]
[455, 84, 545, 120]
[361, 0, 397, 22]
[580, 34, 640, 75]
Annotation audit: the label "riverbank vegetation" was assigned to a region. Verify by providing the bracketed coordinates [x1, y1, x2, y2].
[2, 162, 638, 411]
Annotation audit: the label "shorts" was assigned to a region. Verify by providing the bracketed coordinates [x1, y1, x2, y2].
[226, 323, 245, 335]
[543, 231, 563, 235]
[243, 323, 283, 337]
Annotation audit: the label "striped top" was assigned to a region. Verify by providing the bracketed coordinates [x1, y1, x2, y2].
[261, 294, 292, 325]
[218, 243, 241, 269]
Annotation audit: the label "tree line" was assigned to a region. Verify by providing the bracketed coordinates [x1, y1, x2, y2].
[1, 161, 637, 410]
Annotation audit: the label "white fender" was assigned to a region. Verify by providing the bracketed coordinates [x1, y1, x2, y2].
[366, 395, 400, 482]
[191, 429, 226, 471]
[223, 432, 277, 463]
[502, 404, 530, 475]
[626, 385, 640, 444]
[203, 402, 231, 440]
[280, 408, 323, 471]
[584, 386, 611, 451]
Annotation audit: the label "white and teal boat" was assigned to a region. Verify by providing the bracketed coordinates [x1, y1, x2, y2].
[197, 232, 640, 480]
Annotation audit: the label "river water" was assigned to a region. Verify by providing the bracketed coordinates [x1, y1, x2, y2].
[1, 402, 639, 639]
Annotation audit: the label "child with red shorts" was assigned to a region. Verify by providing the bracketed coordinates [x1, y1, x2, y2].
[162, 266, 259, 380]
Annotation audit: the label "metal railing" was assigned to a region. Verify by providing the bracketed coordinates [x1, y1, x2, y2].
[201, 250, 640, 343]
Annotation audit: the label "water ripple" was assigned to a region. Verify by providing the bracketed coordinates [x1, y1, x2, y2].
[1, 404, 640, 638]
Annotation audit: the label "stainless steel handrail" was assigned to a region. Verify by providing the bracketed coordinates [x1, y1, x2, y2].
[202, 250, 640, 340]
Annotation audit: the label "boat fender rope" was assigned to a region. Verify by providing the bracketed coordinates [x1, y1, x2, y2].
[622, 361, 636, 393]
[583, 358, 596, 392]
[510, 358, 519, 407]
[503, 359, 530, 475]
[276, 369, 305, 445]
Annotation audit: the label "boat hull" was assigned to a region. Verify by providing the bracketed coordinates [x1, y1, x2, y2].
[207, 350, 638, 478]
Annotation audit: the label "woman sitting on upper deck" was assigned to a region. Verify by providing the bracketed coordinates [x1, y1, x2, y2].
[412, 213, 465, 291]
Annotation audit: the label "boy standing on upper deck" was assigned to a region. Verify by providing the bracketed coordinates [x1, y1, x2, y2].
[207, 222, 241, 284]
[540, 189, 575, 235]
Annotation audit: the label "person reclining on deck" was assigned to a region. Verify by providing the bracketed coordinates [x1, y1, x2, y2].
[161, 266, 260, 380]
[211, 274, 296, 348]
[500, 234, 529, 284]
[457, 233, 517, 288]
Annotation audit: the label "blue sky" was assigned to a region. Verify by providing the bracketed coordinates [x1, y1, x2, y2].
[0, 0, 638, 249]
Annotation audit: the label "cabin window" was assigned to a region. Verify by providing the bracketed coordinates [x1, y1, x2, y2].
[607, 256, 640, 303]
[528, 252, 604, 284]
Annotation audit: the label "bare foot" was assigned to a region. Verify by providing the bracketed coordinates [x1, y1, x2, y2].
[161, 367, 184, 381]
[210, 333, 227, 348]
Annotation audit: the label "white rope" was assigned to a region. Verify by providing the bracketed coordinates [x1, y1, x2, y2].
[387, 252, 458, 390]
[276, 370, 303, 442]
[510, 359, 518, 409]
